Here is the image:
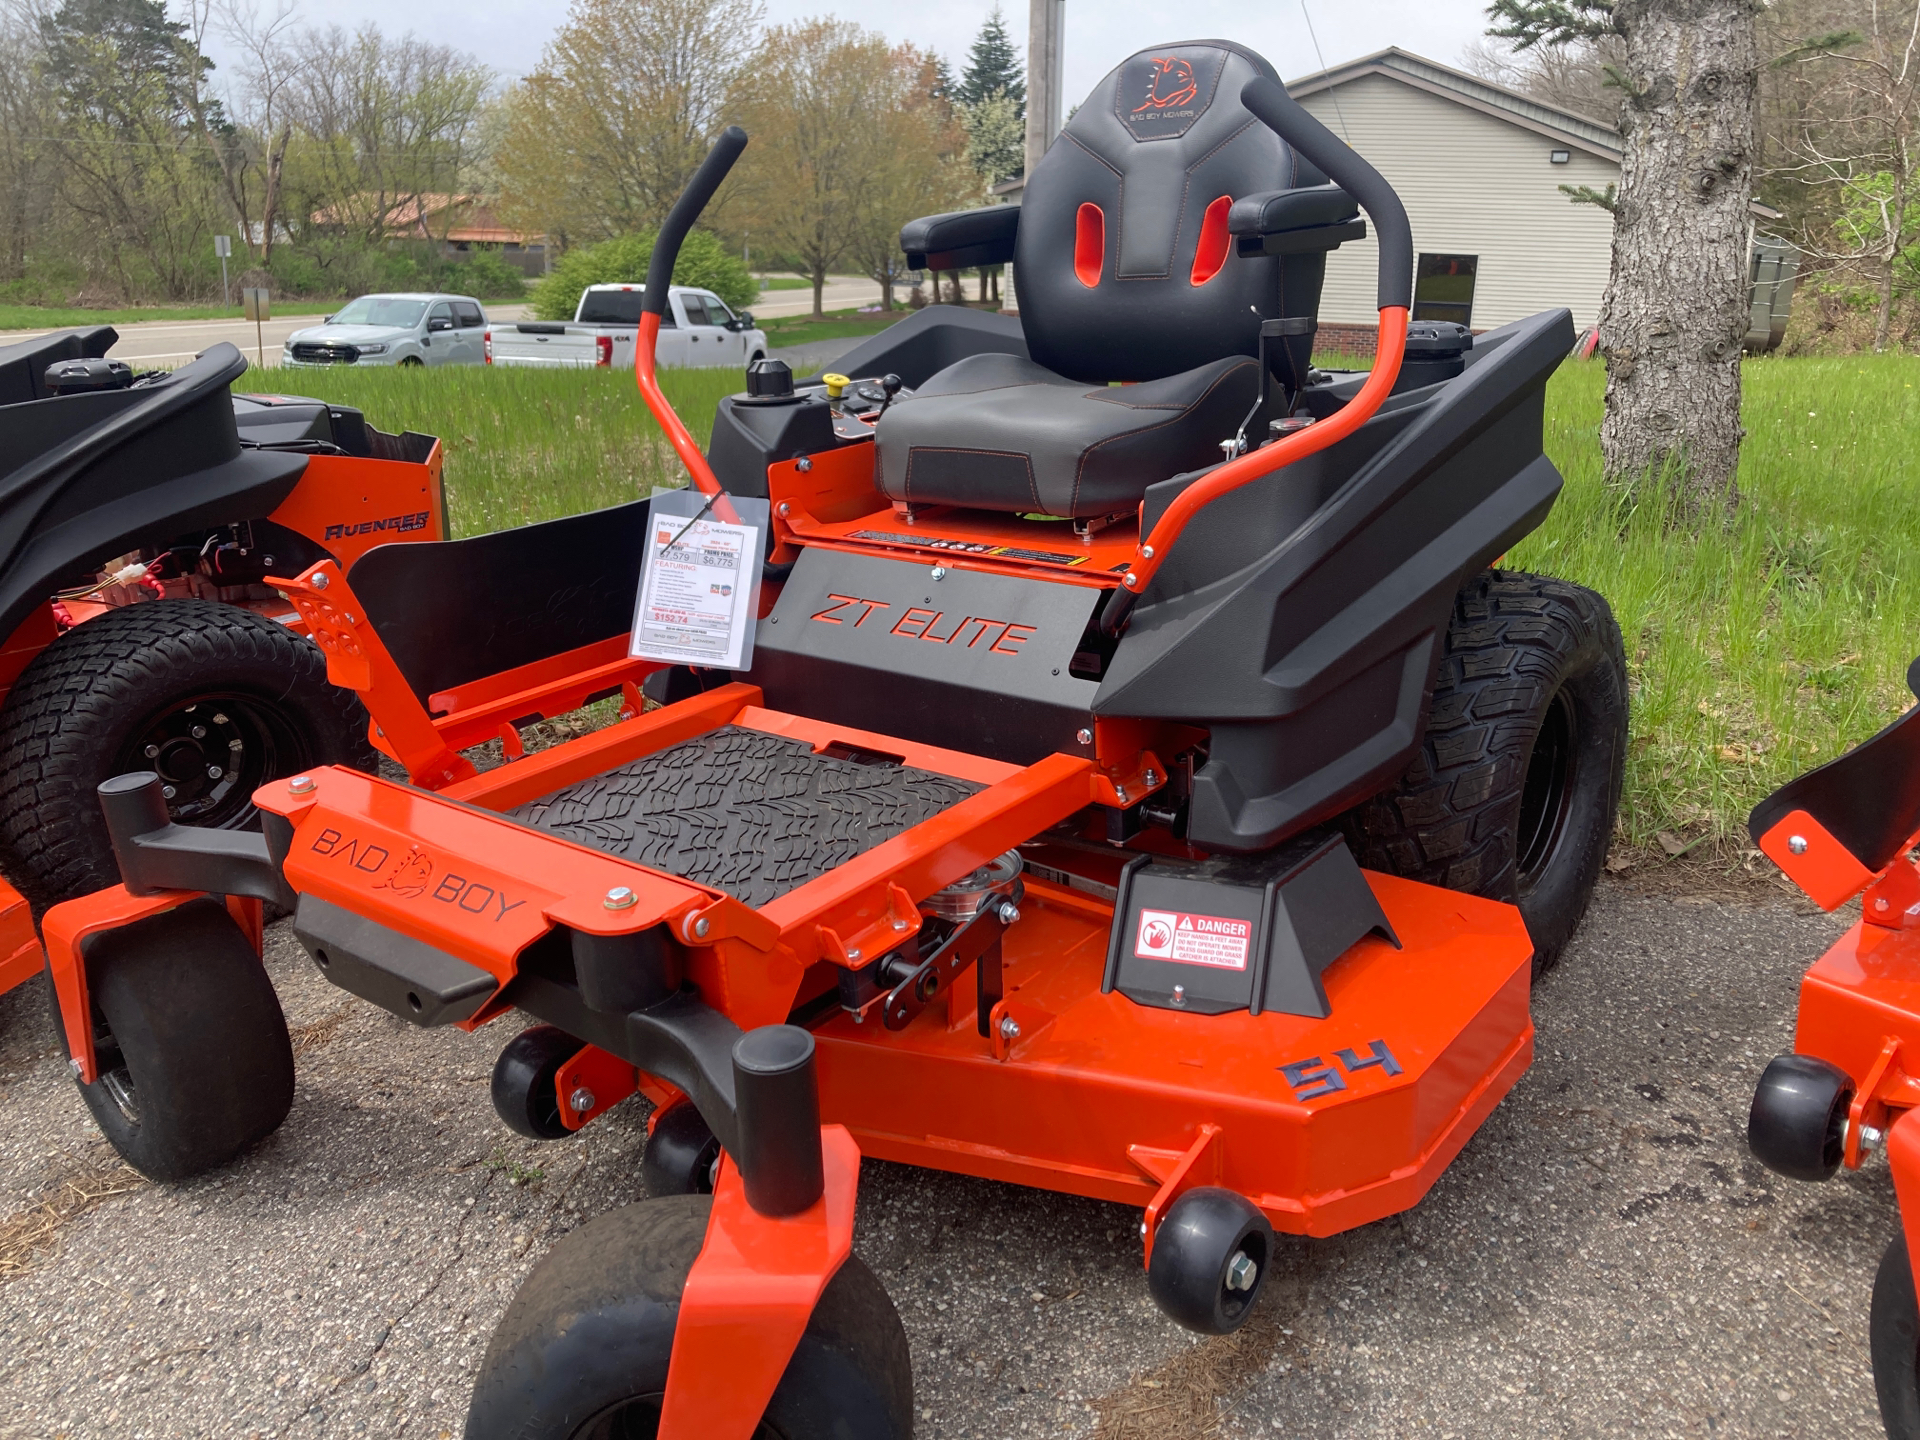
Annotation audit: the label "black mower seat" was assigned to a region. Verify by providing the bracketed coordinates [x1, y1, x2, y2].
[876, 353, 1257, 517]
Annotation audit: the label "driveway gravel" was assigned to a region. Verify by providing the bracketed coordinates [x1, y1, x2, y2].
[0, 879, 1888, 1438]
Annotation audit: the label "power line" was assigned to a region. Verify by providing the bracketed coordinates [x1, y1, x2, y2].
[1298, 0, 1351, 145]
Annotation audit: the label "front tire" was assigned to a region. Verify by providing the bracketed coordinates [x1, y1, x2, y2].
[57, 899, 294, 1182]
[0, 600, 377, 906]
[1874, 1234, 1920, 1440]
[466, 1196, 913, 1440]
[1342, 570, 1627, 976]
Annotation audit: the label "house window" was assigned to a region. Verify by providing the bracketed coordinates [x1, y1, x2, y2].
[1550, 149, 1571, 164]
[1413, 254, 1478, 328]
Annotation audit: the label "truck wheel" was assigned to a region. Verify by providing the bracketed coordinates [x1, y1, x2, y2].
[1874, 1234, 1920, 1440]
[466, 1195, 913, 1440]
[55, 898, 294, 1182]
[1341, 570, 1627, 976]
[0, 600, 376, 906]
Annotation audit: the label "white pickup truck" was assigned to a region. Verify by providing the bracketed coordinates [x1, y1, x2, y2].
[484, 284, 769, 369]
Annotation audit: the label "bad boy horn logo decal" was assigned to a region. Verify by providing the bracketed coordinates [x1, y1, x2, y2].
[1116, 48, 1222, 142]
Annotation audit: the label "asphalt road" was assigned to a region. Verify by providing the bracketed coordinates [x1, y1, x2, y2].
[0, 278, 886, 369]
[0, 881, 1883, 1439]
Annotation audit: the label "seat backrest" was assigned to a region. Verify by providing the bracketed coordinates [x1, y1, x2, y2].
[1015, 41, 1324, 383]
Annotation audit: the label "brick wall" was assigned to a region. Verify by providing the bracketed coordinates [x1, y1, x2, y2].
[1315, 322, 1379, 362]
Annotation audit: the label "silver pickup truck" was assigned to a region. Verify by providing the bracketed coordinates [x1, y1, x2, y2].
[484, 284, 769, 369]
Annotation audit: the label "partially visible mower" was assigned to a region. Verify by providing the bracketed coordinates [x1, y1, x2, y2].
[1748, 657, 1920, 1440]
[42, 44, 1629, 1438]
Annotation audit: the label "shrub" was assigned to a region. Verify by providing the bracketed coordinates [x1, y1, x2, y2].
[459, 250, 528, 299]
[529, 229, 755, 320]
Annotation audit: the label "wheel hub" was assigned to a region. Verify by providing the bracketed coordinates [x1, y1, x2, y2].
[117, 696, 284, 827]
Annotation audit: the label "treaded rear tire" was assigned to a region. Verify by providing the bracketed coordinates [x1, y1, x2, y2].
[0, 599, 376, 907]
[466, 1195, 912, 1440]
[1874, 1233, 1920, 1440]
[1341, 569, 1627, 976]
[55, 898, 294, 1182]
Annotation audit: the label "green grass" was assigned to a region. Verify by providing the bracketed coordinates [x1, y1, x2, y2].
[247, 363, 743, 538]
[1512, 355, 1920, 847]
[759, 307, 908, 346]
[0, 302, 343, 331]
[260, 353, 1920, 843]
[756, 277, 814, 291]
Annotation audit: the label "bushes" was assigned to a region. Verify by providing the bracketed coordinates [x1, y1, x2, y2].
[529, 229, 754, 320]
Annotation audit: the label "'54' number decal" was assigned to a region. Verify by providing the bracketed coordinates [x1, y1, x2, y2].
[1278, 1039, 1402, 1101]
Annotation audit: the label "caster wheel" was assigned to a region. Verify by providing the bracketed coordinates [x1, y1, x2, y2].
[55, 898, 294, 1182]
[491, 1026, 585, 1140]
[1874, 1234, 1920, 1440]
[1146, 1186, 1274, 1335]
[1749, 1053, 1853, 1182]
[642, 1101, 721, 1196]
[465, 1196, 913, 1439]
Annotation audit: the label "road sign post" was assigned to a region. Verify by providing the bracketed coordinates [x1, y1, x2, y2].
[214, 235, 231, 308]
[243, 287, 270, 369]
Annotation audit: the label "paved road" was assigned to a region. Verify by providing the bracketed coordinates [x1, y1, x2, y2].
[0, 277, 888, 370]
[0, 881, 1879, 1439]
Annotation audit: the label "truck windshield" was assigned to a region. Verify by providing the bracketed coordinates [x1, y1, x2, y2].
[330, 297, 427, 328]
[577, 290, 648, 325]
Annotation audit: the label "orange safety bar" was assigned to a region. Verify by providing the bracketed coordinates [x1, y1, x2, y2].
[1120, 306, 1410, 597]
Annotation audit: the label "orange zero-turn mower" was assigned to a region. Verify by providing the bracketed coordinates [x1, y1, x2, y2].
[1748, 655, 1920, 1439]
[0, 330, 449, 919]
[41, 45, 1628, 1439]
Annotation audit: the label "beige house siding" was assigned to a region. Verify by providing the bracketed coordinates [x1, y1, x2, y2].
[1297, 73, 1618, 332]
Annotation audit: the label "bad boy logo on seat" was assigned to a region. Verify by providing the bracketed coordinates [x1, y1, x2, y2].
[1116, 48, 1222, 142]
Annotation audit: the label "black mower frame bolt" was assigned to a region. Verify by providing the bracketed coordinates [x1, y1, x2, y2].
[604, 886, 637, 910]
[1789, 834, 1809, 855]
[287, 774, 316, 796]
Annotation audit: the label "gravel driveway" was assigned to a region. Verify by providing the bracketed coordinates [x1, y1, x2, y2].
[0, 879, 1889, 1439]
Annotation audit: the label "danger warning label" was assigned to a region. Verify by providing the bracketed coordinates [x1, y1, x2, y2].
[1133, 908, 1252, 971]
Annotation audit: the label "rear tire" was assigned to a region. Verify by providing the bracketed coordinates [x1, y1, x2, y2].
[1341, 570, 1627, 976]
[0, 600, 377, 906]
[465, 1195, 913, 1440]
[55, 899, 293, 1182]
[1874, 1234, 1920, 1440]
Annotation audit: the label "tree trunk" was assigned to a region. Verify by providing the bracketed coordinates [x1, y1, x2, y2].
[1877, 251, 1895, 352]
[259, 124, 291, 268]
[811, 262, 826, 320]
[1598, 0, 1760, 511]
[881, 260, 894, 311]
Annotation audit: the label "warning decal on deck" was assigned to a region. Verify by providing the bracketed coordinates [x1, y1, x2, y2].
[1133, 908, 1252, 970]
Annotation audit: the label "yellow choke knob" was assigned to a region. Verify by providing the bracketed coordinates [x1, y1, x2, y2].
[822, 373, 850, 399]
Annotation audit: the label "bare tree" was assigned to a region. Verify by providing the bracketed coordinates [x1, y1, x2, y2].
[1492, 0, 1763, 511]
[494, 0, 764, 249]
[217, 0, 304, 265]
[0, 2, 57, 282]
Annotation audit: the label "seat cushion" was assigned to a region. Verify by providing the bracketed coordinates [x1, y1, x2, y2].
[875, 352, 1259, 518]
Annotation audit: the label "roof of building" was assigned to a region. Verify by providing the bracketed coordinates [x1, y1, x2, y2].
[1285, 47, 1623, 162]
[309, 193, 541, 245]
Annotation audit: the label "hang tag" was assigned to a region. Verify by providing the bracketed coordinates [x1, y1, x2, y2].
[630, 490, 767, 671]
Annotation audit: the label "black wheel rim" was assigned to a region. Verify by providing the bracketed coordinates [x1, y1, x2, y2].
[112, 692, 308, 829]
[1516, 688, 1578, 893]
[570, 1396, 783, 1440]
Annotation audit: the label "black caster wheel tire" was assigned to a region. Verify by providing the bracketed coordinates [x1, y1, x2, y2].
[642, 1101, 721, 1196]
[1749, 1053, 1853, 1182]
[491, 1026, 586, 1140]
[1873, 1234, 1920, 1440]
[0, 599, 377, 907]
[1146, 1186, 1274, 1335]
[55, 898, 294, 1182]
[1341, 570, 1628, 978]
[465, 1195, 913, 1440]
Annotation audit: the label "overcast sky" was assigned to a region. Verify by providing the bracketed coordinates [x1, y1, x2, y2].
[200, 0, 1502, 94]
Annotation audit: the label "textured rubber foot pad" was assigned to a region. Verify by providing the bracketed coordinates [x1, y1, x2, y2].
[512, 726, 980, 907]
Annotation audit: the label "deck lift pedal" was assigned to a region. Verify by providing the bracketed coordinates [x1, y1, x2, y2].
[40, 43, 1627, 1439]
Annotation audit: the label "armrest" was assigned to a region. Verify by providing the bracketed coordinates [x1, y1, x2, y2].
[1229, 184, 1364, 258]
[900, 205, 1020, 271]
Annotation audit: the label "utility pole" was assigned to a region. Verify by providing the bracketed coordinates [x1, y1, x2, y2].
[1024, 0, 1065, 180]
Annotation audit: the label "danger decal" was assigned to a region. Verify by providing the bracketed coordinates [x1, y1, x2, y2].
[1133, 908, 1251, 971]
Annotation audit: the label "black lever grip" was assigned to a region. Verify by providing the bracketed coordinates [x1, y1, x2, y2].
[1238, 78, 1412, 312]
[644, 126, 749, 318]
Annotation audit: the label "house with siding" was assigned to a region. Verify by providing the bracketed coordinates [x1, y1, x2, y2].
[1287, 48, 1621, 345]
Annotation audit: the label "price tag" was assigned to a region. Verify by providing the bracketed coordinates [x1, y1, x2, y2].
[629, 490, 767, 671]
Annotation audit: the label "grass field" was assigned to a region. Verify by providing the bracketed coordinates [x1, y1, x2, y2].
[263, 351, 1920, 846]
[758, 306, 909, 345]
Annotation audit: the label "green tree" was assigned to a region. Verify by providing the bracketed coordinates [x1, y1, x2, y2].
[958, 6, 1024, 116]
[959, 88, 1023, 187]
[528, 228, 755, 319]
